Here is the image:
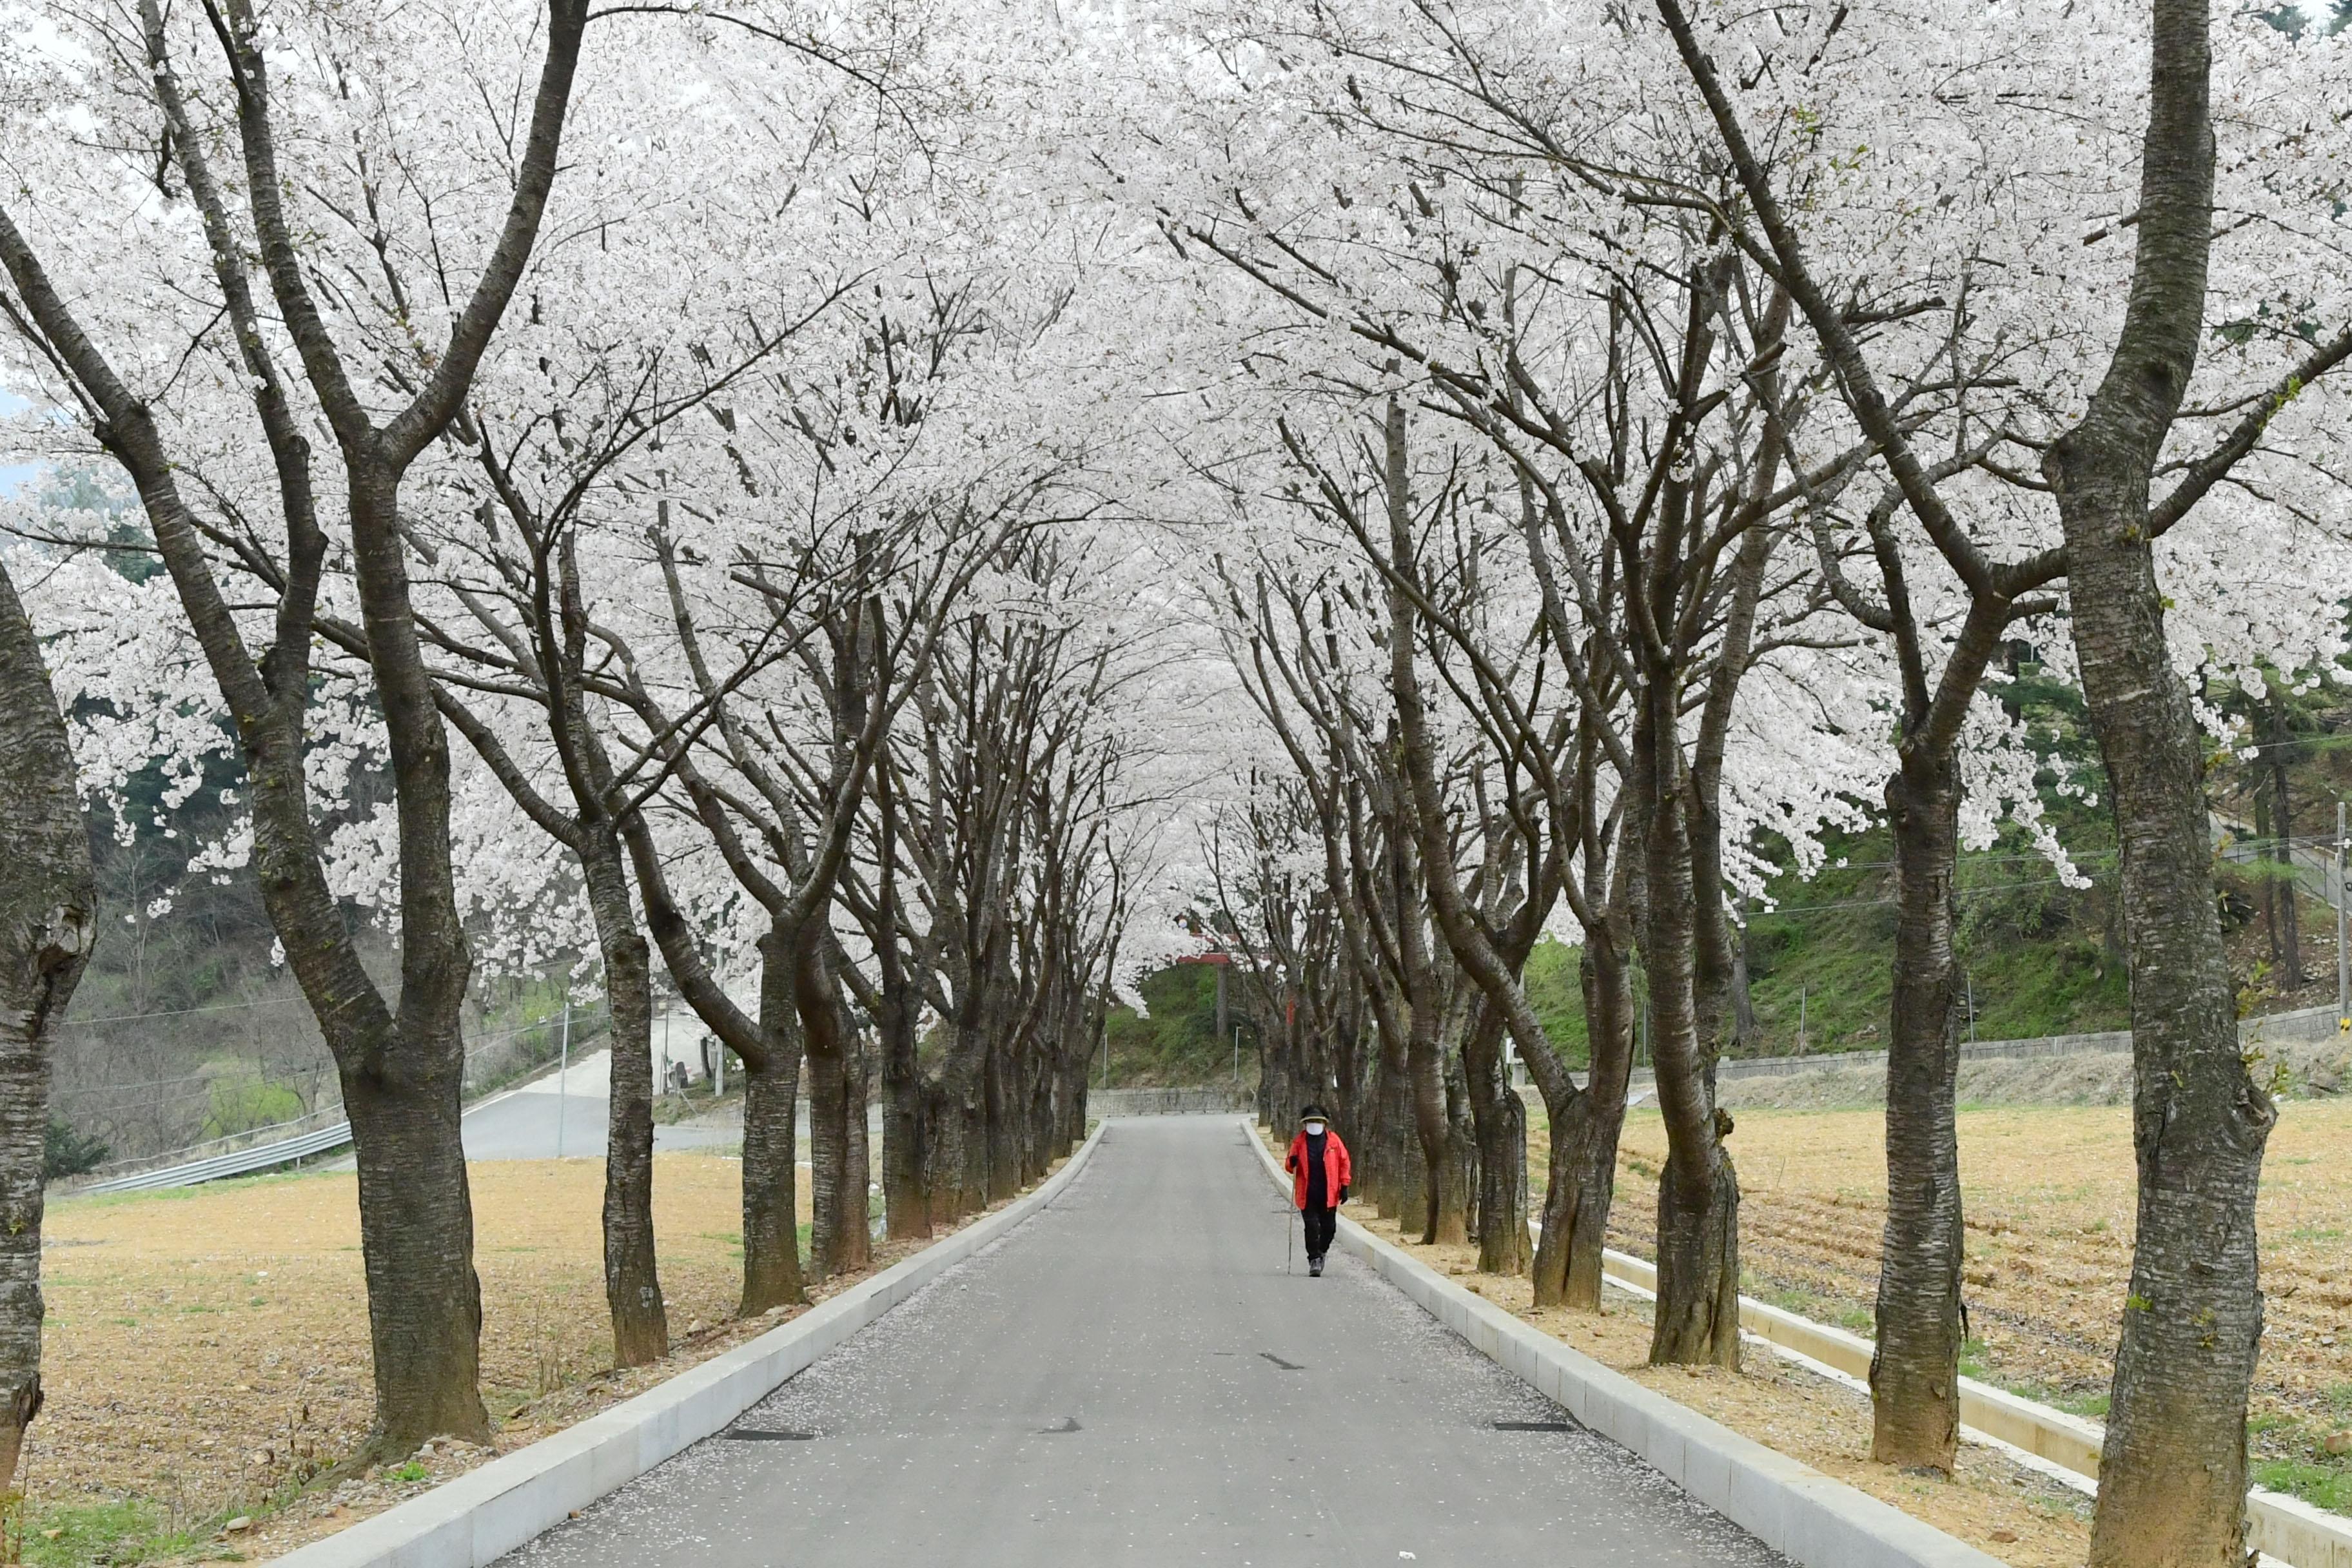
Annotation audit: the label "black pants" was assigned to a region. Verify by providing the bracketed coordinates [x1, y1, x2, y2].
[1302, 1205, 1337, 1260]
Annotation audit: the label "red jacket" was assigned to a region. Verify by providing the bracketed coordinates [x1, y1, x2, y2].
[1284, 1128, 1352, 1211]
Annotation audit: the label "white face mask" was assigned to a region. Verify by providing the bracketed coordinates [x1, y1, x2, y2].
[1304, 1121, 1326, 1136]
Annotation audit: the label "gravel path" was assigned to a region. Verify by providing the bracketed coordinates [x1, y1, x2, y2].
[501, 1115, 1790, 1567]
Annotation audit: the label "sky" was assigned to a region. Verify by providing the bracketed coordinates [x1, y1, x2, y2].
[0, 388, 38, 496]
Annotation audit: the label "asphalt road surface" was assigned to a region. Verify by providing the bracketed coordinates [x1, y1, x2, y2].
[459, 1050, 742, 1161]
[456, 1050, 883, 1161]
[501, 1116, 1788, 1567]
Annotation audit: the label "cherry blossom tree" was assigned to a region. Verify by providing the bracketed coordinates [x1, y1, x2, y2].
[0, 0, 598, 1447]
[1649, 0, 2352, 1540]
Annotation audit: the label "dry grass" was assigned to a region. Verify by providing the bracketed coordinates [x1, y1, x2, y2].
[23, 1152, 999, 1563]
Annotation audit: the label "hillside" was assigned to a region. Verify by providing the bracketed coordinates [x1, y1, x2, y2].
[1531, 656, 2352, 1066]
[1101, 961, 1241, 1087]
[53, 741, 582, 1166]
[1522, 824, 2136, 1065]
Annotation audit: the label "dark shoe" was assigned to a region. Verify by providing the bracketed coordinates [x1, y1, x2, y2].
[1309, 1255, 1324, 1277]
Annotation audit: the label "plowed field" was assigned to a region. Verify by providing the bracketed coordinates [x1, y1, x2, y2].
[1583, 1102, 2352, 1494]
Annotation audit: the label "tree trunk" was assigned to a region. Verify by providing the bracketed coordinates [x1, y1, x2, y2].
[0, 560, 98, 1483]
[339, 464, 492, 1446]
[2043, 5, 2275, 1557]
[1534, 936, 1634, 1309]
[1639, 691, 1740, 1368]
[2063, 482, 2273, 1562]
[2256, 790, 2281, 967]
[1398, 904, 1459, 1244]
[1358, 1031, 1393, 1212]
[803, 987, 848, 1284]
[930, 1021, 990, 1225]
[2057, 431, 2276, 1567]
[985, 1030, 1019, 1202]
[1461, 1004, 1528, 1274]
[840, 1025, 872, 1272]
[580, 830, 666, 1366]
[740, 929, 807, 1315]
[1442, 1045, 1478, 1237]
[1871, 751, 1965, 1469]
[873, 790, 929, 1240]
[341, 1050, 491, 1443]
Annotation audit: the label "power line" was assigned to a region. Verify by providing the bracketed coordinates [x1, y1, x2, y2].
[62, 994, 311, 1025]
[53, 1010, 607, 1105]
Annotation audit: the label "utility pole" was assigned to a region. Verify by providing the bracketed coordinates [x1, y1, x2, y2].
[554, 994, 571, 1161]
[1966, 974, 1977, 1044]
[1796, 985, 1807, 1055]
[2337, 800, 2347, 1030]
[1232, 1024, 1240, 1093]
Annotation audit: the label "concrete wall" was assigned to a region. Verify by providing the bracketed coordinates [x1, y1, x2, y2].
[1088, 1086, 1251, 1117]
[1542, 1003, 2344, 1090]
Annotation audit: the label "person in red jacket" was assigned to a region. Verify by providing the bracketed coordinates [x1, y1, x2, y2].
[1284, 1104, 1351, 1277]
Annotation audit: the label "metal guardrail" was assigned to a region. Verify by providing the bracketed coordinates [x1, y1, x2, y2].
[83, 1119, 353, 1193]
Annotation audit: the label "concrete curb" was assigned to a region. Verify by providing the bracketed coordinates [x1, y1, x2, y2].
[1244, 1120, 2004, 1568]
[266, 1121, 1111, 1568]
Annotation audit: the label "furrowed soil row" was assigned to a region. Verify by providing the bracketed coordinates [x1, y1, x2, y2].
[1602, 1104, 2352, 1439]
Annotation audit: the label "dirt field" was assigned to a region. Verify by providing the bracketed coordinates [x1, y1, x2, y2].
[25, 1155, 841, 1564]
[1587, 1101, 2352, 1511]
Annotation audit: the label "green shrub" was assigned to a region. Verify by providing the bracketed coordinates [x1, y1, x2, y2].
[201, 1077, 306, 1140]
[43, 1117, 110, 1182]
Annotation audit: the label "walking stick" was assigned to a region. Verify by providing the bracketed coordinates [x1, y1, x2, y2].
[1286, 1208, 1293, 1275]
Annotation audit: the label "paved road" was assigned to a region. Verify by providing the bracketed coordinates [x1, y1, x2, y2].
[456, 1050, 882, 1161]
[502, 1117, 1787, 1567]
[459, 1050, 743, 1161]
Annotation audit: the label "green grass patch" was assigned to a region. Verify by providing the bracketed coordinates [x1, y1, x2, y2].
[21, 1496, 204, 1568]
[2255, 1456, 2352, 1514]
[1979, 1369, 2110, 1418]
